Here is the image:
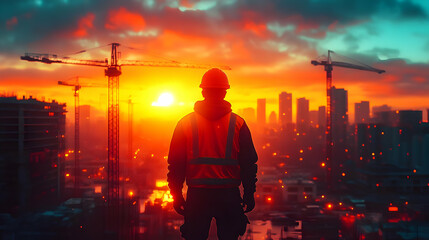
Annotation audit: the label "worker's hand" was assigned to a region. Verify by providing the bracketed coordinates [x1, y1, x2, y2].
[242, 194, 255, 213]
[173, 195, 186, 216]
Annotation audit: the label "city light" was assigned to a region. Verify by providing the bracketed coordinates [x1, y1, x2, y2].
[388, 206, 398, 212]
[94, 185, 102, 193]
[156, 180, 168, 188]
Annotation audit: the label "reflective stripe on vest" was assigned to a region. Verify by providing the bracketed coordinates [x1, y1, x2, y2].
[186, 112, 241, 187]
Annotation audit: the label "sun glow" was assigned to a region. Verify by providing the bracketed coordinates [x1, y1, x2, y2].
[152, 92, 174, 107]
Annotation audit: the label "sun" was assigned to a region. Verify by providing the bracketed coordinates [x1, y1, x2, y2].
[152, 92, 174, 107]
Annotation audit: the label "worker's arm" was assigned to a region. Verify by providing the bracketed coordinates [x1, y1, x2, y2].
[238, 122, 258, 199]
[167, 121, 187, 199]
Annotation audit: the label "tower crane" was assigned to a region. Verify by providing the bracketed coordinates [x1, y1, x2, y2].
[21, 43, 230, 234]
[311, 50, 385, 192]
[58, 77, 105, 197]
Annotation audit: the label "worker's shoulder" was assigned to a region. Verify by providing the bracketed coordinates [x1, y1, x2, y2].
[231, 112, 246, 125]
[177, 112, 196, 124]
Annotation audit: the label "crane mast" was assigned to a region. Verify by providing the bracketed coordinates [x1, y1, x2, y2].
[311, 50, 385, 192]
[106, 43, 121, 230]
[58, 79, 82, 197]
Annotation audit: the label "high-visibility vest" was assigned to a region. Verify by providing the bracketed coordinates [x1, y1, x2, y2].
[182, 112, 244, 188]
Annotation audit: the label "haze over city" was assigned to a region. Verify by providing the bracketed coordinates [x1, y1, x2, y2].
[1, 1, 429, 239]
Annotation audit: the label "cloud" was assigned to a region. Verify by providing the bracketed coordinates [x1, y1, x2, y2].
[73, 13, 95, 37]
[6, 16, 18, 30]
[105, 7, 146, 31]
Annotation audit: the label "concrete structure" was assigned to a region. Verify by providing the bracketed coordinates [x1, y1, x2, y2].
[0, 96, 66, 215]
[318, 106, 326, 129]
[281, 178, 316, 203]
[355, 101, 370, 124]
[268, 111, 277, 126]
[330, 87, 349, 187]
[309, 110, 318, 128]
[279, 92, 292, 127]
[296, 97, 309, 133]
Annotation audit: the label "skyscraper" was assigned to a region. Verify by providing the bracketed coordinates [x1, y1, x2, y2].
[269, 111, 277, 126]
[257, 98, 266, 126]
[331, 87, 348, 187]
[296, 97, 309, 133]
[279, 92, 292, 127]
[331, 87, 348, 143]
[318, 106, 326, 128]
[0, 96, 66, 215]
[355, 101, 370, 124]
[372, 104, 391, 116]
[309, 110, 318, 128]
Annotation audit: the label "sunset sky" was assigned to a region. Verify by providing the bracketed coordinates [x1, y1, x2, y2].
[1, 0, 429, 123]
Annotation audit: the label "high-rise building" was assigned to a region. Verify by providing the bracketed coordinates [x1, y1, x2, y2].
[427, 109, 429, 123]
[0, 96, 66, 215]
[372, 104, 391, 116]
[269, 111, 277, 126]
[296, 97, 309, 133]
[257, 98, 266, 126]
[399, 110, 422, 127]
[318, 106, 326, 128]
[331, 87, 348, 143]
[331, 87, 348, 187]
[279, 92, 292, 126]
[355, 101, 370, 124]
[309, 110, 318, 128]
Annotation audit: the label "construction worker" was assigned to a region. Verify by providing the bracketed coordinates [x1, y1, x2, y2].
[167, 68, 258, 240]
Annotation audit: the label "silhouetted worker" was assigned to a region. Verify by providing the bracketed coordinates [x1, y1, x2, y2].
[167, 68, 258, 240]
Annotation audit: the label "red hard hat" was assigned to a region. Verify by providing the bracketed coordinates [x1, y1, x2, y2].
[200, 68, 230, 89]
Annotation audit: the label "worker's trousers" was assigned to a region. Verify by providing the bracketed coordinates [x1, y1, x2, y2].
[180, 187, 248, 240]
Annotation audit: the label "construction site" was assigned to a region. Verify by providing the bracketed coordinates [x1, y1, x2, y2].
[2, 1, 429, 240]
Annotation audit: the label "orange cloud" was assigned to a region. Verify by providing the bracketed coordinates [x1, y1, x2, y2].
[6, 16, 18, 30]
[244, 21, 268, 37]
[180, 0, 194, 8]
[105, 7, 146, 32]
[73, 13, 95, 37]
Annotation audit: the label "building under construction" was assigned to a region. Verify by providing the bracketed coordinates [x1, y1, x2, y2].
[0, 96, 66, 215]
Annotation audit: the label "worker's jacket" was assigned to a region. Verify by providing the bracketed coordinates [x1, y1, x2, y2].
[181, 112, 244, 188]
[167, 99, 258, 198]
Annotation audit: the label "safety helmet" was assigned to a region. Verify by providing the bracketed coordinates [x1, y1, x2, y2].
[200, 68, 230, 89]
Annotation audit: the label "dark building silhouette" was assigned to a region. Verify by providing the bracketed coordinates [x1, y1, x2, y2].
[268, 111, 277, 126]
[0, 96, 66, 215]
[331, 87, 348, 143]
[399, 110, 422, 127]
[257, 98, 266, 126]
[296, 97, 309, 133]
[331, 87, 349, 187]
[373, 110, 399, 126]
[355, 101, 370, 124]
[318, 106, 326, 129]
[309, 110, 318, 128]
[372, 104, 391, 114]
[279, 92, 292, 127]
